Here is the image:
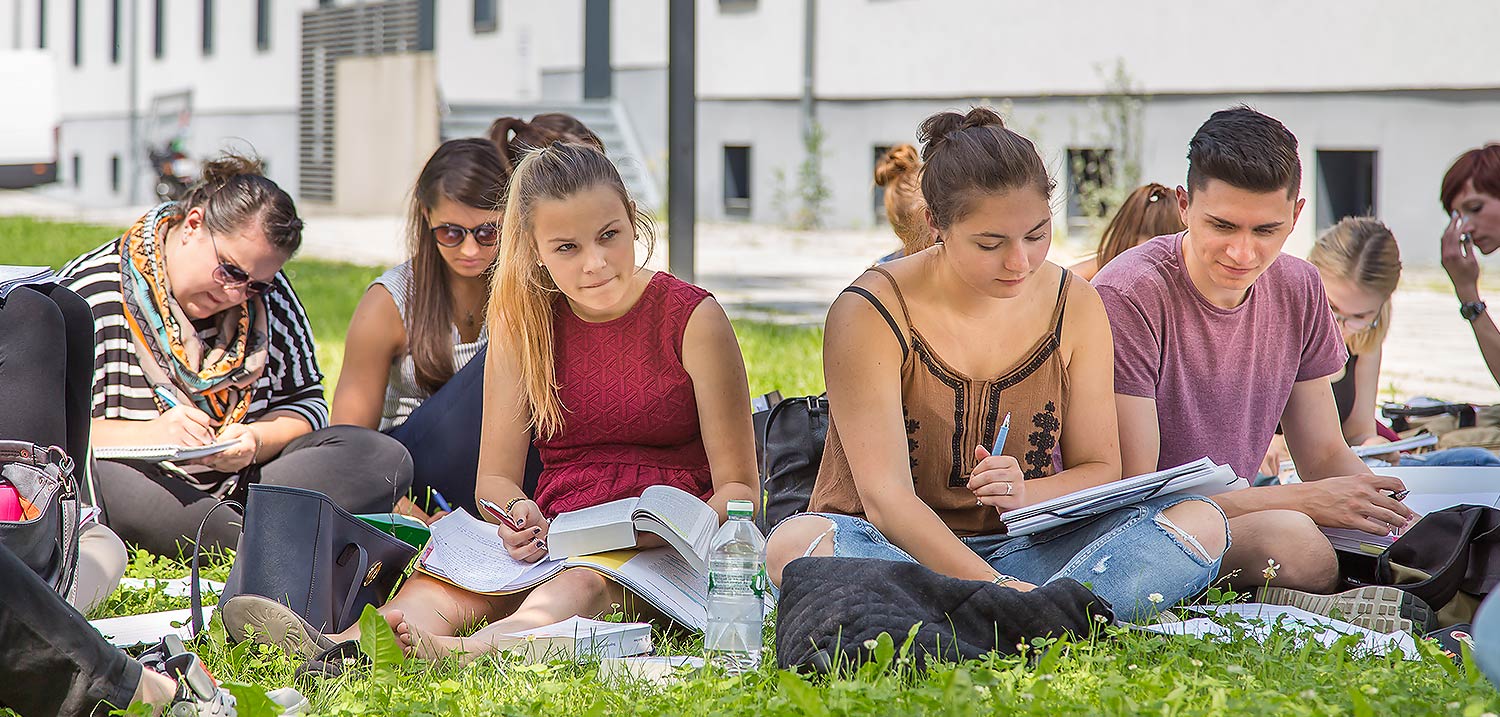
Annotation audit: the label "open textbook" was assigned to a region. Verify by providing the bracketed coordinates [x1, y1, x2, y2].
[417, 508, 772, 631]
[94, 439, 241, 462]
[999, 457, 1244, 536]
[546, 485, 719, 572]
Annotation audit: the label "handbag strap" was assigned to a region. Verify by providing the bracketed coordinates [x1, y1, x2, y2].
[338, 543, 371, 628]
[189, 499, 243, 636]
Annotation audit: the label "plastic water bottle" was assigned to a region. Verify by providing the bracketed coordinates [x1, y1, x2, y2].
[704, 499, 766, 674]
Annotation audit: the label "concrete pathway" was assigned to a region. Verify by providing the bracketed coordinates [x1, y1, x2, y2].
[4, 189, 1499, 404]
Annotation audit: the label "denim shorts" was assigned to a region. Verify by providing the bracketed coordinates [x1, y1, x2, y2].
[771, 494, 1229, 623]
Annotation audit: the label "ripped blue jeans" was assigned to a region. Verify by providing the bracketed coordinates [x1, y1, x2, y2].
[773, 494, 1229, 623]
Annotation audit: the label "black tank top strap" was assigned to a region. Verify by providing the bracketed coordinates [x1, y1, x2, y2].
[1050, 268, 1073, 343]
[841, 286, 909, 363]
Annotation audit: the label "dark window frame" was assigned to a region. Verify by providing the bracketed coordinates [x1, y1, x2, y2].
[1065, 147, 1116, 221]
[473, 0, 498, 33]
[1315, 149, 1378, 233]
[202, 0, 214, 56]
[38, 0, 47, 50]
[723, 145, 752, 218]
[153, 0, 166, 59]
[110, 154, 121, 193]
[70, 0, 81, 66]
[109, 0, 121, 63]
[72, 153, 81, 188]
[872, 144, 893, 223]
[255, 0, 271, 52]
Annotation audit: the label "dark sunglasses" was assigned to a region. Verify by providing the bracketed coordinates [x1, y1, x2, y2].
[208, 232, 275, 296]
[430, 222, 500, 248]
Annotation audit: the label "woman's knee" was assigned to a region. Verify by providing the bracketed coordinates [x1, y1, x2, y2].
[765, 515, 836, 587]
[1158, 499, 1229, 562]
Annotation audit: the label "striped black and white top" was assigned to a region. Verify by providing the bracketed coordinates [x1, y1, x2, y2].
[59, 239, 329, 430]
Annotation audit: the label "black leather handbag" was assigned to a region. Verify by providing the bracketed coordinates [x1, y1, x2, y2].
[757, 395, 830, 533]
[0, 441, 79, 598]
[192, 484, 418, 635]
[1377, 504, 1500, 620]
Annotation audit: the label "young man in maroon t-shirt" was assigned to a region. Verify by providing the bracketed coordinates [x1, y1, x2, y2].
[1095, 107, 1418, 599]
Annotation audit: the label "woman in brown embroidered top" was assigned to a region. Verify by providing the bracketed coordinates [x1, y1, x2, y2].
[764, 108, 1230, 621]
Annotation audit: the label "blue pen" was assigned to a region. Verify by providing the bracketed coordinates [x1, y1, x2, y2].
[153, 386, 179, 409]
[992, 412, 1011, 456]
[429, 489, 453, 513]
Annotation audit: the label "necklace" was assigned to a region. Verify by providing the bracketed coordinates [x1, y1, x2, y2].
[464, 309, 476, 328]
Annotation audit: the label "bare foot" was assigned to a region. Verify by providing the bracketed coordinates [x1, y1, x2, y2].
[397, 613, 474, 664]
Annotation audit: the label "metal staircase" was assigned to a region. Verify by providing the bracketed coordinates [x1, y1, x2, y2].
[442, 100, 661, 212]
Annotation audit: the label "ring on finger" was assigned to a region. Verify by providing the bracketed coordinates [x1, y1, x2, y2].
[1002, 482, 1014, 496]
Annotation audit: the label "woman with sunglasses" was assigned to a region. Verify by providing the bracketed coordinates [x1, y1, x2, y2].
[1258, 216, 1500, 478]
[333, 138, 515, 521]
[332, 123, 603, 521]
[57, 151, 413, 556]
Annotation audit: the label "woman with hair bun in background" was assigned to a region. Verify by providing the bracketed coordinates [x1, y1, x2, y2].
[874, 144, 934, 262]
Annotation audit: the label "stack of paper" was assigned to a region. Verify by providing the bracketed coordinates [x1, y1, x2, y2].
[497, 616, 652, 662]
[1279, 434, 1439, 474]
[1000, 458, 1242, 536]
[94, 439, 241, 462]
[90, 606, 216, 648]
[1138, 603, 1419, 660]
[0, 265, 55, 300]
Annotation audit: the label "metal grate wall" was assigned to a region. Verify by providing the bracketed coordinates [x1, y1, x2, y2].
[298, 0, 424, 202]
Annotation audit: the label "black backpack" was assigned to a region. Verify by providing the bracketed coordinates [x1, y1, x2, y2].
[756, 395, 829, 533]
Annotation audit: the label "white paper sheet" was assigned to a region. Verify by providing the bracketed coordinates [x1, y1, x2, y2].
[1137, 603, 1419, 660]
[90, 606, 216, 648]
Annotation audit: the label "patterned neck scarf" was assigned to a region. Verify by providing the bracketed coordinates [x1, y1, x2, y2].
[119, 202, 269, 427]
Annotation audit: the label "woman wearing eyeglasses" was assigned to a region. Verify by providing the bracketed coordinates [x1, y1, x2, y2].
[1258, 216, 1500, 477]
[57, 151, 414, 556]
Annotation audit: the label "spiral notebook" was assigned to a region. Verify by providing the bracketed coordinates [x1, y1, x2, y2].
[94, 439, 240, 462]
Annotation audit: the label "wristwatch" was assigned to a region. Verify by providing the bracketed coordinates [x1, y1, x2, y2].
[1461, 300, 1488, 322]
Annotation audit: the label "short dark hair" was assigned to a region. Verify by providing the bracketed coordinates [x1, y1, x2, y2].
[1440, 144, 1500, 211]
[1186, 106, 1301, 199]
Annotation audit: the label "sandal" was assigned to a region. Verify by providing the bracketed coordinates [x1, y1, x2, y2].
[221, 595, 338, 659]
[295, 639, 369, 681]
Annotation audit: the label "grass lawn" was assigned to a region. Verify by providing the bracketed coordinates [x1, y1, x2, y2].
[3, 216, 1496, 715]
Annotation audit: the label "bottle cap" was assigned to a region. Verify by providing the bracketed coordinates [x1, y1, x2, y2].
[727, 499, 754, 519]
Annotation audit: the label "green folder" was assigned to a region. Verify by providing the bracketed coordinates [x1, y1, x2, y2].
[357, 512, 432, 549]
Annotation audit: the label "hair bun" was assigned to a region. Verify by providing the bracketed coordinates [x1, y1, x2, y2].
[197, 152, 265, 188]
[917, 107, 1006, 162]
[874, 144, 920, 187]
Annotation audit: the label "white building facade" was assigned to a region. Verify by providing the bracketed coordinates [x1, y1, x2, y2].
[9, 0, 1500, 263]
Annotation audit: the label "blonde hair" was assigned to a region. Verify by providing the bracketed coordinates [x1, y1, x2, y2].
[1307, 216, 1401, 356]
[487, 141, 656, 439]
[874, 144, 932, 255]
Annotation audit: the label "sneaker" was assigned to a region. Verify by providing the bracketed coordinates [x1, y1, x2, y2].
[1256, 585, 1438, 634]
[161, 652, 237, 717]
[221, 594, 337, 659]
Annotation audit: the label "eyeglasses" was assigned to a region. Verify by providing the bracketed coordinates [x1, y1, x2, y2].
[207, 232, 275, 296]
[430, 223, 500, 248]
[1329, 303, 1381, 331]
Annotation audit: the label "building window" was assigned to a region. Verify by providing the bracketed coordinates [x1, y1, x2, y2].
[473, 0, 498, 33]
[110, 155, 121, 193]
[1316, 150, 1377, 232]
[37, 0, 46, 49]
[109, 0, 121, 63]
[202, 0, 214, 56]
[71, 0, 81, 66]
[872, 145, 893, 222]
[1066, 148, 1115, 223]
[723, 145, 751, 218]
[153, 0, 166, 59]
[72, 154, 81, 188]
[256, 0, 271, 52]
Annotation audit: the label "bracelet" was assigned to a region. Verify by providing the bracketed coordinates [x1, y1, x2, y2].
[504, 496, 526, 513]
[991, 573, 1020, 586]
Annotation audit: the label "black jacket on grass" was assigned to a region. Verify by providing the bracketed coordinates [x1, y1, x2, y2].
[775, 557, 1114, 672]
